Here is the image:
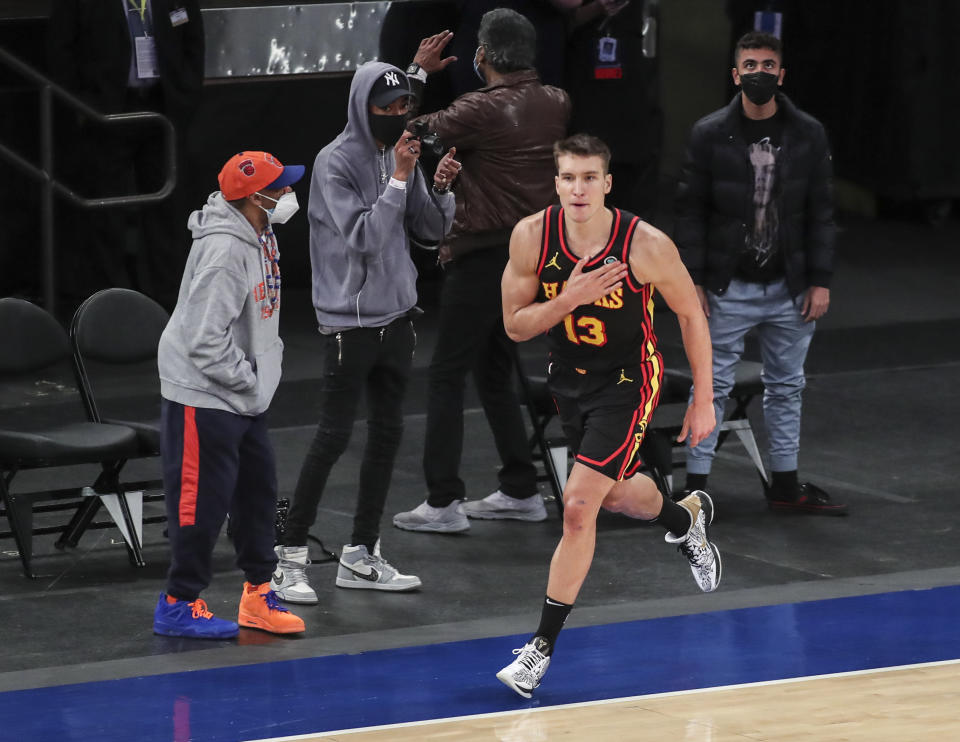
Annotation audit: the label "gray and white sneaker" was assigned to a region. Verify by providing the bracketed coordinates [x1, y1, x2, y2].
[392, 500, 470, 533]
[462, 490, 547, 522]
[335, 541, 422, 591]
[496, 636, 552, 698]
[270, 545, 319, 605]
[665, 490, 721, 592]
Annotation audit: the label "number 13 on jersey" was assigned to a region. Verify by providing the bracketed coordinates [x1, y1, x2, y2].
[562, 314, 607, 346]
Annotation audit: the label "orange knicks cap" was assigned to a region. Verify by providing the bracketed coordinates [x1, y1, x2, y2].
[218, 151, 305, 200]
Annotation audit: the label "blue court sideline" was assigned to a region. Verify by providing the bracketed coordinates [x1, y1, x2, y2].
[2, 585, 958, 741]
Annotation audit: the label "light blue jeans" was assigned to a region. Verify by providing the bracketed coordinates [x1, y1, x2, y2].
[687, 278, 815, 475]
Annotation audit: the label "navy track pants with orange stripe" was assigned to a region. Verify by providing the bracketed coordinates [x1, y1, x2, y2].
[160, 399, 278, 601]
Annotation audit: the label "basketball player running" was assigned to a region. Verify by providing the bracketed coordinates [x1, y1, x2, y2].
[496, 134, 720, 698]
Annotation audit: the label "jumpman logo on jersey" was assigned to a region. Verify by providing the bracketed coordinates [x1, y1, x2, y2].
[544, 252, 562, 271]
[617, 369, 634, 384]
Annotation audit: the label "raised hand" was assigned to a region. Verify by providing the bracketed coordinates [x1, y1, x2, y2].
[413, 30, 457, 74]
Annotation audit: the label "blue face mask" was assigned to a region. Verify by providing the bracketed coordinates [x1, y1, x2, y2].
[473, 45, 485, 83]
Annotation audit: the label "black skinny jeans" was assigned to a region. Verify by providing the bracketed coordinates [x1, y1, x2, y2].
[283, 316, 415, 550]
[424, 248, 537, 506]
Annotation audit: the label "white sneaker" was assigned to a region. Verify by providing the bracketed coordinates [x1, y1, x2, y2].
[335, 541, 422, 591]
[462, 490, 547, 522]
[496, 637, 552, 698]
[269, 545, 319, 604]
[665, 490, 721, 592]
[392, 500, 470, 533]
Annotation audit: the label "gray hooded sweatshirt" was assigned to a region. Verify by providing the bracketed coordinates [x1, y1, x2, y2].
[158, 192, 284, 416]
[308, 61, 455, 331]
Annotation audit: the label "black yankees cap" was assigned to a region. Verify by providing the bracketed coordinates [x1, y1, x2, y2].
[369, 68, 411, 108]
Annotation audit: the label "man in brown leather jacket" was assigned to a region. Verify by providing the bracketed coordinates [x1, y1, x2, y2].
[394, 10, 571, 533]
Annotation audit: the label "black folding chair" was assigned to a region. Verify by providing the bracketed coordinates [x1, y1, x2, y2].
[64, 288, 170, 552]
[0, 297, 143, 577]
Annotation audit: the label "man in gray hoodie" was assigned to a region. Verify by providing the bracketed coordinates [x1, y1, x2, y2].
[154, 151, 307, 639]
[272, 63, 459, 602]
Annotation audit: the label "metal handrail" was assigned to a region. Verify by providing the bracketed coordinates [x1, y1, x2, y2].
[0, 45, 177, 314]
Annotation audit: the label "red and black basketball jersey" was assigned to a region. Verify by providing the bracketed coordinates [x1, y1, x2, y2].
[535, 205, 658, 372]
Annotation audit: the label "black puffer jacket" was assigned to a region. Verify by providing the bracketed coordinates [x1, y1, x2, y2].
[674, 93, 835, 298]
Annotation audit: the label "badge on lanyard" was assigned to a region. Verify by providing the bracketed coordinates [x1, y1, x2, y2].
[594, 36, 623, 80]
[135, 35, 159, 79]
[170, 7, 189, 26]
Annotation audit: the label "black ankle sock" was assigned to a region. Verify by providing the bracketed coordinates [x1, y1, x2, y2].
[771, 470, 799, 498]
[686, 473, 708, 492]
[534, 596, 573, 654]
[659, 494, 693, 536]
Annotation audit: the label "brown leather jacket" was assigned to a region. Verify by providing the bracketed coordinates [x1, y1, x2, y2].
[414, 70, 571, 261]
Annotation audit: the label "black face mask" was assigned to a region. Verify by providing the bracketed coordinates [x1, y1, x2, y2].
[739, 71, 779, 105]
[369, 112, 409, 147]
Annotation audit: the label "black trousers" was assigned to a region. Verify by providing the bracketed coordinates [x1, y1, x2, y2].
[424, 248, 537, 507]
[284, 316, 416, 549]
[160, 400, 278, 601]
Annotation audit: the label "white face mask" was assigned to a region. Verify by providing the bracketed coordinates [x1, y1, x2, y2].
[256, 191, 299, 224]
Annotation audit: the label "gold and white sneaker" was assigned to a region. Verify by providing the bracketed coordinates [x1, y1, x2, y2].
[665, 490, 721, 592]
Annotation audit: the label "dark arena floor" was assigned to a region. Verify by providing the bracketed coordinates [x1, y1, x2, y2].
[1, 212, 959, 740]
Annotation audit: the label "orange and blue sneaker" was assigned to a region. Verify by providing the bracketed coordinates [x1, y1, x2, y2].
[238, 582, 306, 634]
[153, 593, 239, 639]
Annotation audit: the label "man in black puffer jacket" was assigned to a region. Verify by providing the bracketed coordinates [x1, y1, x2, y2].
[674, 31, 846, 515]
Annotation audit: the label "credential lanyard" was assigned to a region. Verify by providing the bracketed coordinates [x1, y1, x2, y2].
[128, 0, 146, 22]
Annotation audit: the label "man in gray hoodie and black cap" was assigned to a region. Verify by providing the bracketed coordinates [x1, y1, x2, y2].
[154, 151, 307, 639]
[272, 63, 460, 603]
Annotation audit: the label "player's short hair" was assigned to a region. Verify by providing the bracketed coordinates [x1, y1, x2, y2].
[553, 134, 611, 173]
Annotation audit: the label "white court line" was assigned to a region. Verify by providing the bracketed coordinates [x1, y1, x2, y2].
[246, 657, 960, 741]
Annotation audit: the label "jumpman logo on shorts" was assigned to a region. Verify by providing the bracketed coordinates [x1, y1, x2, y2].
[544, 252, 562, 271]
[617, 368, 633, 384]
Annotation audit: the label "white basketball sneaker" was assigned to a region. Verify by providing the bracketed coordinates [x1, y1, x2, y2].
[496, 636, 552, 698]
[462, 490, 547, 522]
[392, 500, 470, 533]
